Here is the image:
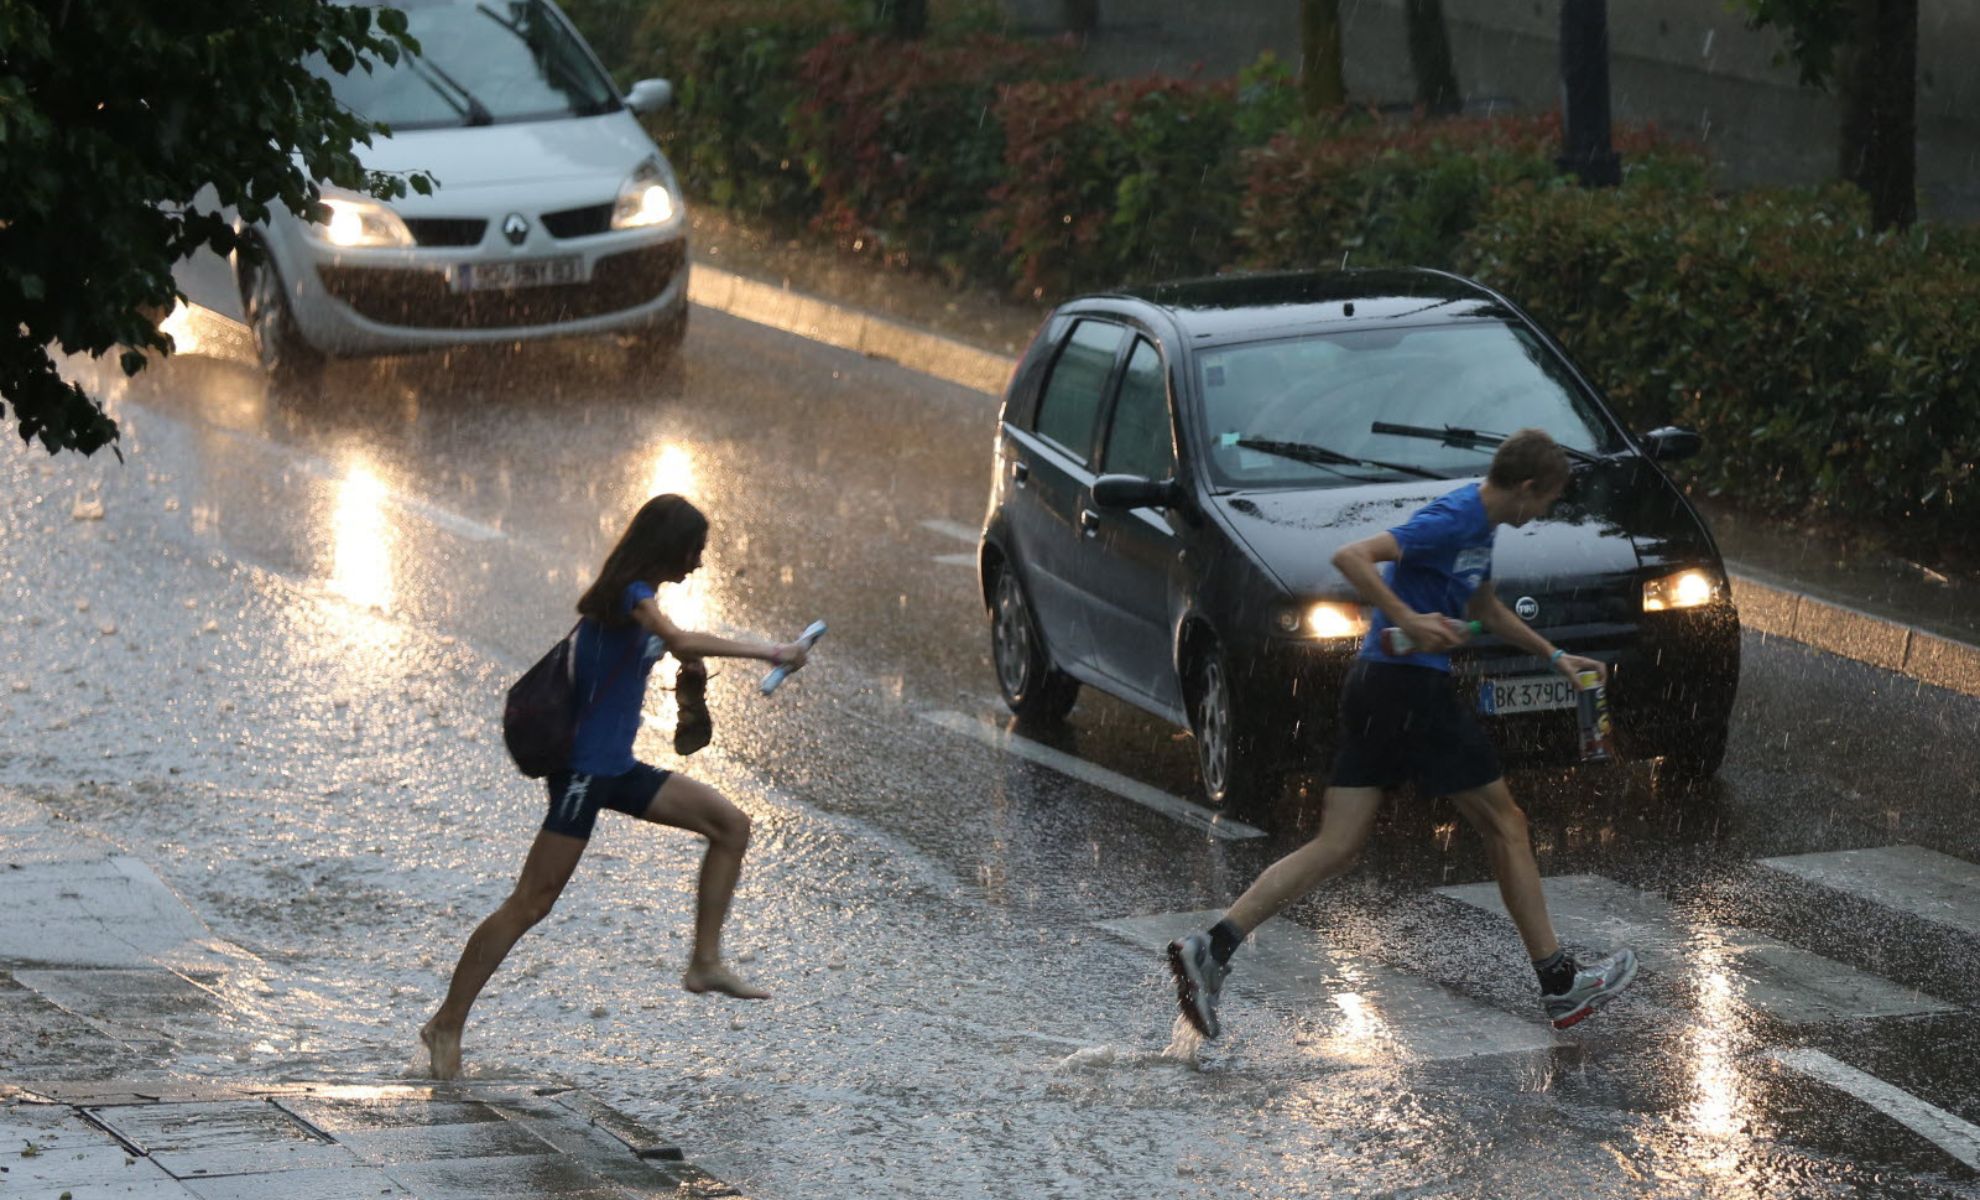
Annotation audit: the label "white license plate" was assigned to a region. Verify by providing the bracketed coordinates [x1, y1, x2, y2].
[1478, 674, 1578, 716]
[454, 256, 583, 292]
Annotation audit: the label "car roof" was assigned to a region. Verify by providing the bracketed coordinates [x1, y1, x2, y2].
[1079, 268, 1518, 345]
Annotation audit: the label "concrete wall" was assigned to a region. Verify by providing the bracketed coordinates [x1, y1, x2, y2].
[998, 1, 1979, 220]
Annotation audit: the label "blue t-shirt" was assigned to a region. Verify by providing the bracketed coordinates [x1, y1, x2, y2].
[569, 581, 668, 776]
[1356, 482, 1494, 673]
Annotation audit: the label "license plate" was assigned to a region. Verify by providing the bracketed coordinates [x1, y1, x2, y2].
[453, 256, 583, 292]
[1478, 674, 1578, 716]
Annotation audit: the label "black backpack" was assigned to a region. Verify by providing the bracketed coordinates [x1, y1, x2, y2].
[502, 622, 637, 778]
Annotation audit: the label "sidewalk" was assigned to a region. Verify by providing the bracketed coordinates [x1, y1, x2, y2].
[682, 208, 1980, 700]
[0, 793, 744, 1200]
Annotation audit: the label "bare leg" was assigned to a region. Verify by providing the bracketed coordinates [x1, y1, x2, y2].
[422, 830, 587, 1079]
[638, 774, 768, 999]
[1223, 787, 1384, 936]
[1447, 778, 1560, 961]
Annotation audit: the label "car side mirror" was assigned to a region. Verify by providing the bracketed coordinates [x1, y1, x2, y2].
[1093, 474, 1181, 510]
[625, 78, 673, 115]
[1641, 426, 1702, 463]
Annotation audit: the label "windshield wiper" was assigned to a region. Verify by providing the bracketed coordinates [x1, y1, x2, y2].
[410, 56, 495, 126]
[1369, 421, 1603, 465]
[1235, 438, 1448, 481]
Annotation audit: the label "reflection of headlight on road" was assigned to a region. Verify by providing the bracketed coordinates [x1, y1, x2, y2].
[612, 161, 679, 229]
[1275, 600, 1369, 639]
[1643, 567, 1720, 611]
[311, 197, 414, 248]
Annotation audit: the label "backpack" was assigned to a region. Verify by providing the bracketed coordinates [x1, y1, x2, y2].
[502, 622, 637, 778]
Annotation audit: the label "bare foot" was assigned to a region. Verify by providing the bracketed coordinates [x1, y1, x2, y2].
[420, 1017, 462, 1080]
[682, 963, 770, 999]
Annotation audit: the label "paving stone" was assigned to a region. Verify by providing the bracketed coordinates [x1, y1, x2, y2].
[182, 1164, 414, 1199]
[3, 1141, 177, 1189]
[335, 1119, 560, 1166]
[384, 1151, 633, 1198]
[277, 1095, 504, 1134]
[0, 1102, 119, 1153]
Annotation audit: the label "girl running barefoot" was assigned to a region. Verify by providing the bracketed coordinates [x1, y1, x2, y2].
[422, 494, 808, 1080]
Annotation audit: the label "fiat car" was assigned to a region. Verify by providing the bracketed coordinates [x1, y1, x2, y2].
[978, 269, 1741, 813]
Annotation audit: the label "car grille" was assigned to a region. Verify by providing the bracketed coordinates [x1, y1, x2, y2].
[316, 240, 685, 331]
[541, 203, 614, 239]
[403, 217, 488, 247]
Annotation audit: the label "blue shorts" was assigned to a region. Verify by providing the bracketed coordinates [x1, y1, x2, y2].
[542, 763, 671, 840]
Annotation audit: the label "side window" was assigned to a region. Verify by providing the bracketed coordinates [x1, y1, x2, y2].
[1034, 320, 1125, 461]
[1101, 339, 1174, 480]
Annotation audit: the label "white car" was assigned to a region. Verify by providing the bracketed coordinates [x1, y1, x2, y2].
[237, 0, 689, 388]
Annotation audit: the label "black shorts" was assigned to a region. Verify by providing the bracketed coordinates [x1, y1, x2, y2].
[1329, 661, 1502, 797]
[542, 763, 671, 840]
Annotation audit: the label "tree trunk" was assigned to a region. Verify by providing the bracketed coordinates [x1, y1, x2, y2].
[1404, 0, 1460, 115]
[875, 0, 927, 39]
[1300, 0, 1345, 114]
[1837, 0, 1917, 229]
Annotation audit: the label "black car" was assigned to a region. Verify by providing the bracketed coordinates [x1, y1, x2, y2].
[977, 269, 1740, 814]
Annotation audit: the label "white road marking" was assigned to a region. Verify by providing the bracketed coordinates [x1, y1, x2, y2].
[1759, 845, 1980, 939]
[917, 710, 1264, 840]
[1098, 909, 1557, 1061]
[1438, 874, 1952, 1024]
[933, 553, 976, 567]
[919, 518, 979, 544]
[1771, 1047, 1980, 1171]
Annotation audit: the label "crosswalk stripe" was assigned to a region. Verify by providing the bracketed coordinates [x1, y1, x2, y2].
[1758, 845, 1980, 939]
[1437, 874, 1952, 1024]
[1096, 909, 1558, 1061]
[1772, 1048, 1980, 1171]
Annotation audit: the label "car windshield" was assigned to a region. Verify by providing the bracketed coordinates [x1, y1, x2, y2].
[1195, 320, 1623, 490]
[315, 0, 618, 130]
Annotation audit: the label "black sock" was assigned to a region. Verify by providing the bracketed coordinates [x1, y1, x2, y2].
[1207, 919, 1244, 966]
[1534, 948, 1575, 995]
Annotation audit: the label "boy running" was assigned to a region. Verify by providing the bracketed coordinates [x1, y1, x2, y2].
[1168, 429, 1638, 1038]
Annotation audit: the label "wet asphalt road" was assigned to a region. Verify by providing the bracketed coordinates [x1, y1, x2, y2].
[4, 305, 1980, 1198]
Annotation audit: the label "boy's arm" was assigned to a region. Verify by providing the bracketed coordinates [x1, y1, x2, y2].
[1467, 588, 1606, 682]
[631, 598, 806, 668]
[1332, 533, 1467, 653]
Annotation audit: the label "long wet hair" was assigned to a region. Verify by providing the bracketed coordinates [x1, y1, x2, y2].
[577, 494, 709, 628]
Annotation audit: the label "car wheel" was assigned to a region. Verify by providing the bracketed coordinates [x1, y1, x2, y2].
[1658, 722, 1730, 790]
[989, 564, 1079, 723]
[240, 247, 326, 395]
[1188, 640, 1282, 813]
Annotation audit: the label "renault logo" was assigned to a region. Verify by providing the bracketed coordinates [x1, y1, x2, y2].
[502, 213, 530, 245]
[1515, 595, 1540, 620]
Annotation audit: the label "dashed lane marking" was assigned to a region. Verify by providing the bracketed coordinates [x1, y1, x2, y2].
[1758, 845, 1980, 939]
[919, 518, 979, 544]
[1772, 1047, 1980, 1171]
[917, 710, 1265, 841]
[933, 553, 976, 567]
[1438, 874, 1954, 1024]
[1097, 909, 1558, 1061]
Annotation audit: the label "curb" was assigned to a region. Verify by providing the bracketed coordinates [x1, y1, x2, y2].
[686, 263, 1980, 703]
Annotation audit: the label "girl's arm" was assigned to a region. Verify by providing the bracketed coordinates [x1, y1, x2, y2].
[631, 596, 807, 667]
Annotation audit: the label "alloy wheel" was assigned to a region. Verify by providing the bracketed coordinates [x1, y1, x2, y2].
[993, 571, 1033, 698]
[1196, 655, 1231, 797]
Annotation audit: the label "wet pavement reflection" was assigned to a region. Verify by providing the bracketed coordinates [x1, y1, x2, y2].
[2, 306, 1978, 1198]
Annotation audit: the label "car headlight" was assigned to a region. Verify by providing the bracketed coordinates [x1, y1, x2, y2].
[309, 197, 414, 248]
[1274, 601, 1370, 640]
[1642, 567, 1722, 612]
[612, 160, 679, 230]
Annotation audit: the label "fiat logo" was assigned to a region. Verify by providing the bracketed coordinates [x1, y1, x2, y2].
[1515, 596, 1540, 620]
[502, 213, 530, 245]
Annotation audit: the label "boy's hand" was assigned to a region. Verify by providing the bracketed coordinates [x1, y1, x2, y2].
[1400, 612, 1468, 652]
[1554, 652, 1606, 683]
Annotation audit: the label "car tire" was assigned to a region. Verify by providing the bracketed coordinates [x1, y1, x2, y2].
[1188, 639, 1283, 814]
[239, 246, 326, 395]
[1658, 722, 1730, 790]
[989, 563, 1079, 724]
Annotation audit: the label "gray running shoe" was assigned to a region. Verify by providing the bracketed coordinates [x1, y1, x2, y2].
[1543, 947, 1639, 1029]
[1167, 932, 1228, 1039]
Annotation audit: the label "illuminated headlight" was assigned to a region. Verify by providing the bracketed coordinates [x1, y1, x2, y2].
[612, 160, 679, 230]
[309, 197, 414, 248]
[1642, 567, 1721, 612]
[1274, 601, 1370, 639]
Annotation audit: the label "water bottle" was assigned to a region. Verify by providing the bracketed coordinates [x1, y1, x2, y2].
[1378, 618, 1482, 656]
[759, 620, 827, 695]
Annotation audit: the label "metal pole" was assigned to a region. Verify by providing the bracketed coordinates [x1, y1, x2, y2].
[1558, 0, 1622, 187]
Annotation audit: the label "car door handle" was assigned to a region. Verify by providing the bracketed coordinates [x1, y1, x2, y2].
[1011, 460, 1030, 485]
[1079, 508, 1101, 536]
